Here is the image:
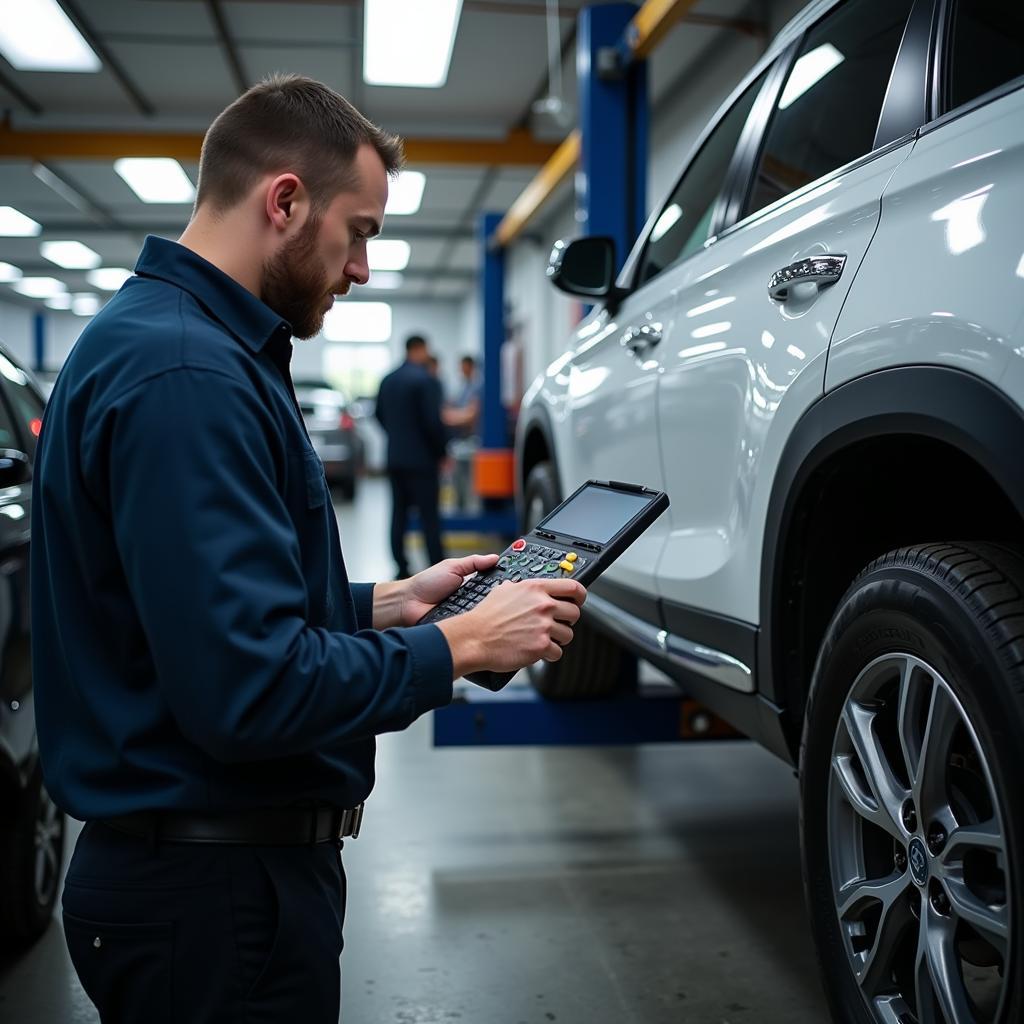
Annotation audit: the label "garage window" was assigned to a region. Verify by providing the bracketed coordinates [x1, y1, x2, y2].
[946, 1, 1024, 112]
[744, 0, 915, 218]
[635, 69, 768, 287]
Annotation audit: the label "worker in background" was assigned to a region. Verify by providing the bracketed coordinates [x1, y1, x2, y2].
[443, 354, 483, 512]
[376, 334, 447, 577]
[31, 74, 586, 1023]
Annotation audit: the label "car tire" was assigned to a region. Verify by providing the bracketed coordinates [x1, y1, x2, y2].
[0, 762, 65, 950]
[800, 543, 1022, 1024]
[523, 461, 630, 700]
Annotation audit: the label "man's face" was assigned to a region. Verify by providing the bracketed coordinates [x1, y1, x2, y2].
[262, 144, 388, 340]
[461, 360, 474, 380]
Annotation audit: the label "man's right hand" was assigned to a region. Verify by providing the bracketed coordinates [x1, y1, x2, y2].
[435, 578, 586, 678]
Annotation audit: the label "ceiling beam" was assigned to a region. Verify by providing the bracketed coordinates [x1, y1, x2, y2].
[206, 0, 250, 95]
[30, 221, 483, 241]
[627, 0, 702, 61]
[0, 68, 43, 117]
[60, 0, 157, 117]
[493, 130, 577, 248]
[10, 261, 474, 282]
[0, 125, 557, 166]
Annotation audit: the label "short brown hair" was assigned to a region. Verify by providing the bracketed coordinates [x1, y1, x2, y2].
[196, 74, 404, 213]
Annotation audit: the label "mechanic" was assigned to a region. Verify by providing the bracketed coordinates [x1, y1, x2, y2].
[30, 74, 585, 1023]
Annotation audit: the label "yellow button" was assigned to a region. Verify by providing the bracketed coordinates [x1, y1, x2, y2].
[565, 552, 578, 562]
[559, 560, 574, 572]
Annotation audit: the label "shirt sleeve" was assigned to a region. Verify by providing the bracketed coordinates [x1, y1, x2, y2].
[350, 583, 376, 631]
[103, 366, 453, 764]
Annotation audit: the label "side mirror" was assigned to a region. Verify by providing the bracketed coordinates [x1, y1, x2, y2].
[546, 237, 624, 303]
[0, 449, 31, 489]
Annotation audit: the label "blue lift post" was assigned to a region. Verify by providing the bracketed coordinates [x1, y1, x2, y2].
[33, 312, 46, 375]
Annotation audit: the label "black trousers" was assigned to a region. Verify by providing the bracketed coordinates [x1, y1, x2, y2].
[61, 822, 346, 1024]
[388, 468, 444, 576]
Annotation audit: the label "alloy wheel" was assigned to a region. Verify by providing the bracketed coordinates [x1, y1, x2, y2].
[828, 653, 1010, 1023]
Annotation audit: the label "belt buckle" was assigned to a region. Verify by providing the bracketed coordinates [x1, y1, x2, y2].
[347, 803, 364, 840]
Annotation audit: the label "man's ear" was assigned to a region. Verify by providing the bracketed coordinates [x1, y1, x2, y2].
[266, 173, 308, 232]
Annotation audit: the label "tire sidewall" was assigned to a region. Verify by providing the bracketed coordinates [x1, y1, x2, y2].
[801, 565, 1023, 1024]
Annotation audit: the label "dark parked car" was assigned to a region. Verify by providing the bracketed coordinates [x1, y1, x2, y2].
[0, 345, 63, 950]
[294, 381, 362, 500]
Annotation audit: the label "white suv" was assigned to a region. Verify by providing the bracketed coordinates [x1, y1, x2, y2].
[515, 1, 1024, 1022]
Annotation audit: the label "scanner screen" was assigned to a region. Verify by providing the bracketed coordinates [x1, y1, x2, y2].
[538, 485, 653, 544]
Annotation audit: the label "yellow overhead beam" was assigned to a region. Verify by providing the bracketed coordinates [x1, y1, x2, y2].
[627, 0, 702, 61]
[493, 0, 701, 248]
[0, 125, 558, 167]
[493, 130, 579, 249]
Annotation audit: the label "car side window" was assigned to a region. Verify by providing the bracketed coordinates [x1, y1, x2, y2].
[744, 0, 915, 218]
[947, 1, 1024, 112]
[635, 70, 768, 287]
[0, 384, 20, 453]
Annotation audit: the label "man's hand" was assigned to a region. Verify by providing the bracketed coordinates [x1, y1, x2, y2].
[436, 577, 587, 678]
[399, 554, 500, 626]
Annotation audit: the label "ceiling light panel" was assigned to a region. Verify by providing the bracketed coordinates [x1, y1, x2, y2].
[0, 263, 22, 283]
[13, 277, 66, 299]
[0, 207, 42, 237]
[114, 159, 196, 204]
[367, 239, 411, 271]
[362, 272, 404, 291]
[0, 0, 101, 72]
[364, 0, 463, 88]
[45, 294, 73, 310]
[386, 172, 426, 216]
[86, 267, 133, 291]
[71, 293, 101, 316]
[41, 240, 102, 270]
[323, 302, 393, 342]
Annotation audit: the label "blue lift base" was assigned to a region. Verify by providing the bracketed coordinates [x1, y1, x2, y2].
[433, 679, 743, 747]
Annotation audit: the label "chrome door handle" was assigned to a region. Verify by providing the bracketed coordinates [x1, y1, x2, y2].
[768, 254, 847, 301]
[621, 322, 663, 355]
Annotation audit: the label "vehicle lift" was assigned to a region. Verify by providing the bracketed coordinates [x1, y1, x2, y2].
[433, 673, 743, 748]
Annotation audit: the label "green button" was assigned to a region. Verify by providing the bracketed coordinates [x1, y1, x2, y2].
[543, 562, 559, 574]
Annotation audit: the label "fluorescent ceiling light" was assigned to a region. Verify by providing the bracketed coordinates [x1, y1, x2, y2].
[363, 272, 404, 290]
[323, 302, 393, 342]
[12, 276, 66, 299]
[0, 0, 100, 72]
[114, 158, 196, 204]
[86, 267, 133, 290]
[778, 43, 844, 110]
[0, 207, 42, 237]
[45, 293, 72, 310]
[650, 204, 681, 243]
[71, 293, 101, 316]
[41, 239, 102, 270]
[0, 262, 22, 283]
[367, 239, 410, 271]
[364, 0, 463, 87]
[386, 172, 426, 215]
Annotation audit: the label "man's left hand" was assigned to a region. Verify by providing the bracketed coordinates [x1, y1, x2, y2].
[400, 554, 499, 625]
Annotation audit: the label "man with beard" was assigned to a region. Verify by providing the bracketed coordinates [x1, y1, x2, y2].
[31, 74, 585, 1023]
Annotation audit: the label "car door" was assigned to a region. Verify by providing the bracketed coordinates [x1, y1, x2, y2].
[652, 0, 919, 632]
[563, 67, 771, 604]
[0, 354, 39, 778]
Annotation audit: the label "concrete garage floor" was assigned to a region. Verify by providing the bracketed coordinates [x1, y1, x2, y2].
[0, 478, 831, 1023]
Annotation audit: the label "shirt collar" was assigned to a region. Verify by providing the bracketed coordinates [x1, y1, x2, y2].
[134, 235, 291, 353]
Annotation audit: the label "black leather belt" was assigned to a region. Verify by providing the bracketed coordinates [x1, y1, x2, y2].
[100, 804, 364, 846]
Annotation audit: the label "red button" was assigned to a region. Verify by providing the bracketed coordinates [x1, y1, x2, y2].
[511, 538, 526, 551]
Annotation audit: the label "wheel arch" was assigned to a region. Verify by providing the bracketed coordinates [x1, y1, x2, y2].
[761, 366, 1024, 758]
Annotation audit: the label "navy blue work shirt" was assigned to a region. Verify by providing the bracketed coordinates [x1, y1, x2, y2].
[31, 236, 454, 821]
